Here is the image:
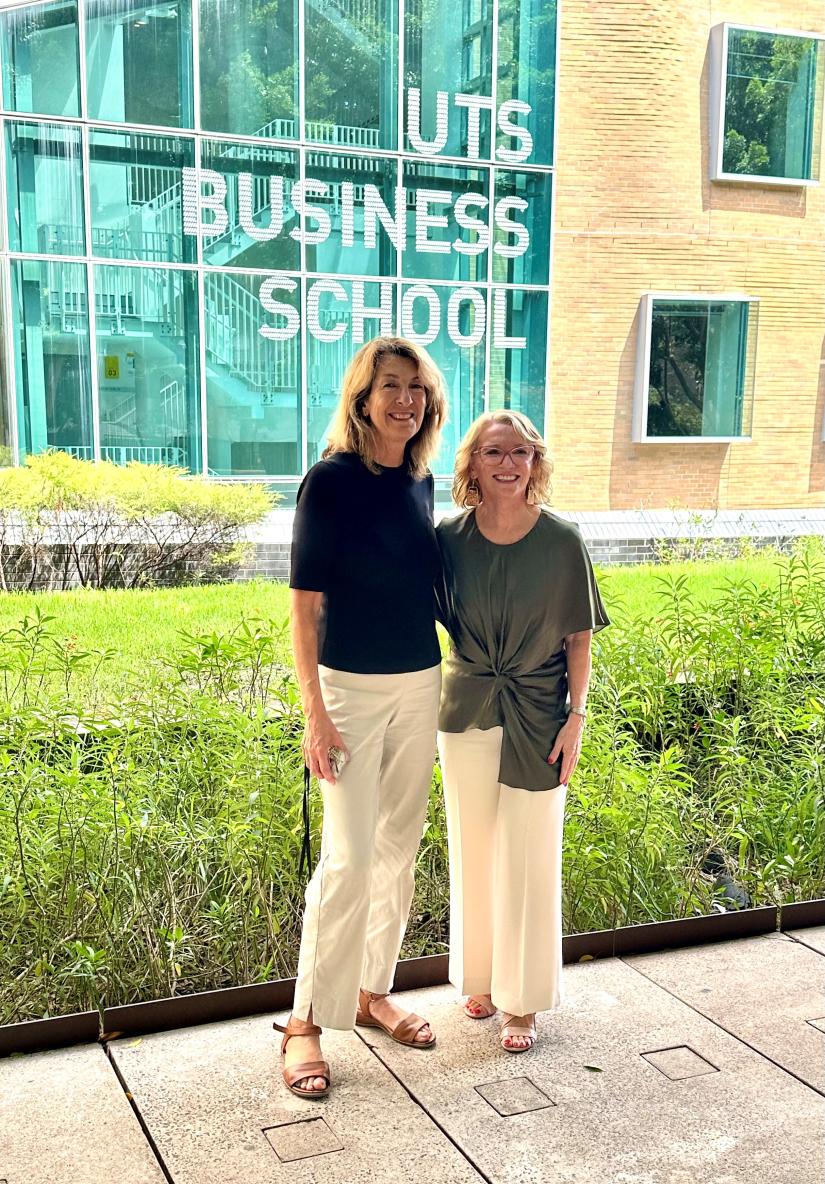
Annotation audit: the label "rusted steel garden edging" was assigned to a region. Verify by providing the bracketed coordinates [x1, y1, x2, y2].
[6, 900, 821, 1058]
[779, 898, 825, 929]
[0, 1010, 100, 1058]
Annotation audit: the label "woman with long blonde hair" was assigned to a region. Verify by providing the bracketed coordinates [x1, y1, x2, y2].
[275, 336, 447, 1099]
[437, 410, 608, 1053]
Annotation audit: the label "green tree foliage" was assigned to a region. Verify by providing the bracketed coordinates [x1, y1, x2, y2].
[723, 31, 815, 177]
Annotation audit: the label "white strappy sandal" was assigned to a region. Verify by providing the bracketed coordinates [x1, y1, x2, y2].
[463, 994, 497, 1020]
[499, 1013, 537, 1053]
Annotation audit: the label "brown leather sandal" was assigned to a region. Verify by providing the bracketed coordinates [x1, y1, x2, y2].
[355, 990, 436, 1049]
[273, 1021, 331, 1099]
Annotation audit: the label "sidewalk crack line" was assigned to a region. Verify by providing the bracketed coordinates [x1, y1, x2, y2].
[353, 1029, 494, 1184]
[102, 1041, 177, 1184]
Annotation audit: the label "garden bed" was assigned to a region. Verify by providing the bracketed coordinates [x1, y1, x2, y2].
[1, 546, 823, 1024]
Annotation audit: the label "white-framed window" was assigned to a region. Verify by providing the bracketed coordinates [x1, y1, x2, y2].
[710, 23, 825, 186]
[633, 294, 758, 443]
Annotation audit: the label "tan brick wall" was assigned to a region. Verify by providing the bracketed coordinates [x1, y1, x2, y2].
[550, 0, 825, 509]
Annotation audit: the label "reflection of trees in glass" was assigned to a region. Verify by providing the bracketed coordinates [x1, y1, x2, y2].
[647, 311, 706, 437]
[199, 0, 396, 136]
[723, 31, 816, 177]
[304, 0, 396, 135]
[199, 0, 297, 132]
[496, 0, 555, 130]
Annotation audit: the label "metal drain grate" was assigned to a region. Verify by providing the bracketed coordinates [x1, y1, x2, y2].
[263, 1116, 344, 1162]
[642, 1046, 719, 1080]
[475, 1076, 556, 1116]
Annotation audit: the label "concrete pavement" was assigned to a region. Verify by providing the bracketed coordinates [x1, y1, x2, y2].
[2, 932, 824, 1184]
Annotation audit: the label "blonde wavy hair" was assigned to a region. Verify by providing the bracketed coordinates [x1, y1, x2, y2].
[452, 410, 553, 507]
[323, 337, 447, 478]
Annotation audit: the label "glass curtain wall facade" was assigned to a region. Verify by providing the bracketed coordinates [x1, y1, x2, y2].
[0, 0, 557, 498]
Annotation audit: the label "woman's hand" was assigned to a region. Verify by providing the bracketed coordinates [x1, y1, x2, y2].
[547, 713, 585, 786]
[303, 709, 350, 785]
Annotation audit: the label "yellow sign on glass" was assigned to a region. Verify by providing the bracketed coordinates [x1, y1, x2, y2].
[103, 355, 120, 380]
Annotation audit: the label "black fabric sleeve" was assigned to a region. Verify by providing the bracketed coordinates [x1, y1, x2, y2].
[289, 464, 338, 592]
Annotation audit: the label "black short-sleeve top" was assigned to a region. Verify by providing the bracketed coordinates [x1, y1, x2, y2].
[436, 509, 609, 790]
[289, 451, 441, 674]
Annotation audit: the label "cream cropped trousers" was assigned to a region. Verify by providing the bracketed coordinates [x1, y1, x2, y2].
[292, 663, 441, 1031]
[437, 726, 567, 1017]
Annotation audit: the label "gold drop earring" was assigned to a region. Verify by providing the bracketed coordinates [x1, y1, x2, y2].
[466, 476, 481, 507]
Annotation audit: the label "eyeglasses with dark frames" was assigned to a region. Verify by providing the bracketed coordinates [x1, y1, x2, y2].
[471, 444, 537, 465]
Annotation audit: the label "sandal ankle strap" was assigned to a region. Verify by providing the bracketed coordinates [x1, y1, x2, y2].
[359, 989, 388, 1004]
[274, 1020, 322, 1038]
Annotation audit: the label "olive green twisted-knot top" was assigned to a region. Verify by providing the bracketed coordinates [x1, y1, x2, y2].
[436, 509, 609, 791]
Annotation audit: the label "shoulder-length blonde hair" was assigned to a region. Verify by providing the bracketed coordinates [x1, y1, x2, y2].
[323, 337, 447, 478]
[452, 410, 553, 507]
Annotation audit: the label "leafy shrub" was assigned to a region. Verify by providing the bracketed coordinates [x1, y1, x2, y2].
[0, 450, 277, 591]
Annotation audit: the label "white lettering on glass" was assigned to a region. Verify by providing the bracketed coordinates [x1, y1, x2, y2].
[258, 276, 300, 341]
[351, 281, 394, 343]
[182, 167, 228, 236]
[407, 88, 450, 154]
[447, 287, 486, 347]
[306, 280, 349, 343]
[495, 100, 534, 164]
[401, 285, 441, 346]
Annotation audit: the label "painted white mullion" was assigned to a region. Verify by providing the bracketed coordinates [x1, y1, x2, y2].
[543, 0, 561, 439]
[3, 248, 555, 291]
[192, 0, 205, 473]
[396, 0, 404, 319]
[79, 0, 97, 459]
[190, 0, 201, 132]
[0, 107, 556, 172]
[84, 256, 101, 459]
[299, 276, 308, 472]
[86, 256, 101, 462]
[551, 0, 561, 170]
[482, 0, 501, 415]
[298, 0, 306, 143]
[397, 0, 405, 156]
[297, 0, 308, 471]
[76, 99, 102, 462]
[77, 0, 89, 121]
[196, 267, 209, 476]
[490, 0, 499, 164]
[1, 245, 21, 465]
[0, 108, 21, 463]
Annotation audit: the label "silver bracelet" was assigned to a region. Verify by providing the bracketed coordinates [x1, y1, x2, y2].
[569, 704, 587, 718]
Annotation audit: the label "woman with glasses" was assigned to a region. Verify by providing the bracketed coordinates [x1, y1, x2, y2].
[436, 410, 608, 1053]
[276, 337, 447, 1099]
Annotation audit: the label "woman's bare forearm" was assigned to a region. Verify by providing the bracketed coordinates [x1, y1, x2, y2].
[564, 629, 592, 708]
[290, 589, 327, 719]
[290, 589, 349, 781]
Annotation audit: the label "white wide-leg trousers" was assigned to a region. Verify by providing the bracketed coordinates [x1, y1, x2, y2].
[438, 726, 567, 1017]
[292, 663, 441, 1030]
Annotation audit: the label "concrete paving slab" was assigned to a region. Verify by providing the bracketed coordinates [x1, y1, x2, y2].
[109, 1011, 484, 1184]
[788, 926, 825, 956]
[0, 1044, 165, 1184]
[365, 959, 825, 1184]
[629, 932, 825, 1093]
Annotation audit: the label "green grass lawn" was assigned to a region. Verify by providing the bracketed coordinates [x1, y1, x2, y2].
[0, 553, 783, 678]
